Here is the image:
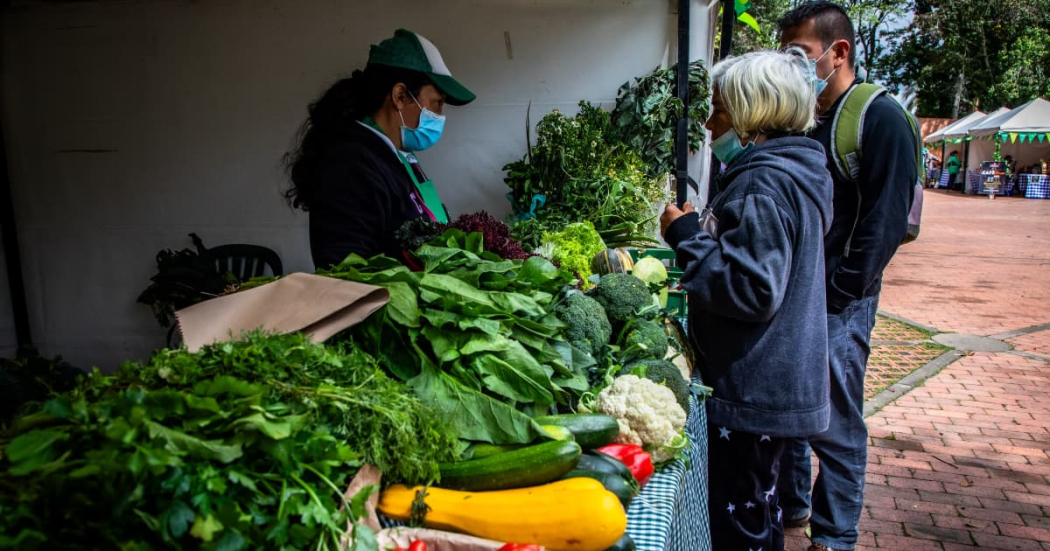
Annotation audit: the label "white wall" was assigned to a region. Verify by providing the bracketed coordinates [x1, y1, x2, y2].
[1, 0, 716, 370]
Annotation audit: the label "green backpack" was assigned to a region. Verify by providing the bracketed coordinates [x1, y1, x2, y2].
[830, 83, 925, 254]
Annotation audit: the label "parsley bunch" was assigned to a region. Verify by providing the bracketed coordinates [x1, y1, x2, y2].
[0, 333, 456, 550]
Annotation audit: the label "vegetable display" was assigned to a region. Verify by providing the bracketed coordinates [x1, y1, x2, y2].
[0, 333, 457, 550]
[378, 478, 627, 551]
[435, 440, 582, 492]
[321, 236, 588, 446]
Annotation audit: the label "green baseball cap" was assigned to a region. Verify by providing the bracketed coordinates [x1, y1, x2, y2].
[367, 29, 476, 106]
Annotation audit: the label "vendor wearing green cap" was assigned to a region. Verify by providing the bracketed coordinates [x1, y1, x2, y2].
[285, 29, 476, 268]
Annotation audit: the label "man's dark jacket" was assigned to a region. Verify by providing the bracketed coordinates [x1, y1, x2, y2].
[815, 79, 918, 312]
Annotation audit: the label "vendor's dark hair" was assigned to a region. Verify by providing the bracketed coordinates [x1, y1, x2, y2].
[778, 1, 856, 69]
[284, 65, 431, 210]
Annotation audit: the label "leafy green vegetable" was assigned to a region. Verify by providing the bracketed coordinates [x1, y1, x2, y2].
[611, 61, 711, 179]
[322, 240, 593, 445]
[0, 333, 456, 550]
[503, 101, 668, 250]
[552, 292, 613, 357]
[542, 221, 606, 288]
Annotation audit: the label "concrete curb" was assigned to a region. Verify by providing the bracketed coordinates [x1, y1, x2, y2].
[864, 349, 963, 417]
[991, 321, 1050, 340]
[876, 310, 939, 335]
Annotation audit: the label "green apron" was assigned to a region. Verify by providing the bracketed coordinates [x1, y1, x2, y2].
[396, 151, 450, 224]
[362, 117, 449, 224]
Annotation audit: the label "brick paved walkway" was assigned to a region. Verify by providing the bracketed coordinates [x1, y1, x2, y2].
[785, 190, 1050, 550]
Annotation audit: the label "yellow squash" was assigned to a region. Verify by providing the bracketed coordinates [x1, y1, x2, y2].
[378, 478, 627, 551]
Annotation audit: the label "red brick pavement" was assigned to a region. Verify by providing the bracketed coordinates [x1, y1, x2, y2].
[786, 191, 1050, 550]
[878, 191, 1050, 337]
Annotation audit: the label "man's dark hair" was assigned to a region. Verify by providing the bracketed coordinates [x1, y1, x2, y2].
[778, 1, 856, 69]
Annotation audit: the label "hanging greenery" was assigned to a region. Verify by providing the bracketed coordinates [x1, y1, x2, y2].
[610, 61, 711, 180]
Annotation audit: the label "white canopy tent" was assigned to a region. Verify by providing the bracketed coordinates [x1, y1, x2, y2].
[967, 98, 1050, 174]
[925, 110, 985, 145]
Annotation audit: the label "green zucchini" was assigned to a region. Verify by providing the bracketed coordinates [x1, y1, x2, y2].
[604, 534, 636, 551]
[533, 413, 619, 449]
[561, 469, 635, 509]
[438, 440, 582, 491]
[540, 424, 575, 441]
[578, 452, 638, 492]
[468, 442, 523, 460]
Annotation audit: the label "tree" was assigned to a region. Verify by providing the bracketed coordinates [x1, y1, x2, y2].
[882, 0, 1050, 117]
[728, 0, 910, 87]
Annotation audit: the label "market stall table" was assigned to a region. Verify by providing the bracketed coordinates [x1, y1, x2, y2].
[1019, 173, 1050, 199]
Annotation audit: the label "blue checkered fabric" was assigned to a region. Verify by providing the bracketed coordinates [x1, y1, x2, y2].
[1022, 173, 1050, 199]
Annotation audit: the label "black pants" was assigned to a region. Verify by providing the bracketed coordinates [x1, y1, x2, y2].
[947, 172, 959, 190]
[708, 424, 787, 551]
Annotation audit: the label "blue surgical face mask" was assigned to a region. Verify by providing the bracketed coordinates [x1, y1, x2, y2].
[710, 128, 754, 166]
[399, 92, 445, 152]
[807, 46, 837, 96]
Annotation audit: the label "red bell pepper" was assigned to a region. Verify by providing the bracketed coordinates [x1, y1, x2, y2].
[498, 544, 542, 551]
[597, 443, 654, 487]
[408, 541, 427, 551]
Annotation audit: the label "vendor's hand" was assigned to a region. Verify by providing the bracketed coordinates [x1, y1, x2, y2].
[660, 201, 695, 237]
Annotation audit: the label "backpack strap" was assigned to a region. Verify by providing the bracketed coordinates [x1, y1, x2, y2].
[830, 82, 885, 184]
[831, 83, 885, 256]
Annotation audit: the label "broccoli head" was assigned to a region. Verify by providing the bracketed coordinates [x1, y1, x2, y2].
[626, 359, 692, 416]
[621, 318, 669, 361]
[553, 292, 612, 357]
[591, 273, 652, 327]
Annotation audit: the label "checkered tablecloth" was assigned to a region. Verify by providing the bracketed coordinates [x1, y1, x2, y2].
[626, 392, 710, 551]
[1021, 173, 1050, 199]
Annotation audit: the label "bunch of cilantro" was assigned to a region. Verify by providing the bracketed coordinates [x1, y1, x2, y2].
[0, 333, 456, 551]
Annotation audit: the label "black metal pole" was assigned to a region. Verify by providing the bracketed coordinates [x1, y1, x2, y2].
[0, 117, 32, 346]
[707, 1, 736, 199]
[675, 0, 691, 208]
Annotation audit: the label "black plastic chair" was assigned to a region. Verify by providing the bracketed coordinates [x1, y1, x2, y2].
[205, 244, 283, 282]
[166, 244, 283, 348]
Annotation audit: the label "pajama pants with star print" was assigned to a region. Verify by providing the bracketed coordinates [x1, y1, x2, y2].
[708, 424, 787, 551]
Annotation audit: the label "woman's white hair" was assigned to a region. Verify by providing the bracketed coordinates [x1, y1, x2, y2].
[709, 50, 816, 139]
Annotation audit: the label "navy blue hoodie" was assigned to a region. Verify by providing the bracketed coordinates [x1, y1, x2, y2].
[664, 136, 833, 437]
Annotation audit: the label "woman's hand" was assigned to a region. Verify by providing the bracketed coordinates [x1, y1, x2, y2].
[660, 201, 695, 237]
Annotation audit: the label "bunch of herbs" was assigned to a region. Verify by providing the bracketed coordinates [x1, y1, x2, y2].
[611, 61, 711, 179]
[0, 333, 455, 551]
[503, 101, 667, 250]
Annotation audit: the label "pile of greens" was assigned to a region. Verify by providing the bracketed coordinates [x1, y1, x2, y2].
[0, 333, 456, 551]
[321, 231, 593, 447]
[503, 101, 667, 250]
[611, 61, 711, 180]
[0, 346, 84, 429]
[137, 233, 234, 328]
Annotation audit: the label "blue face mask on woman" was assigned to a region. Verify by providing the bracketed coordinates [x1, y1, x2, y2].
[399, 92, 445, 152]
[711, 128, 754, 166]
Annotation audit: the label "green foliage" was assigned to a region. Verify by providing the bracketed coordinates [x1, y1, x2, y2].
[610, 61, 711, 179]
[0, 333, 454, 550]
[137, 233, 235, 328]
[0, 346, 83, 429]
[543, 221, 606, 286]
[321, 239, 593, 445]
[553, 292, 613, 357]
[503, 101, 668, 250]
[883, 0, 1050, 117]
[590, 273, 653, 329]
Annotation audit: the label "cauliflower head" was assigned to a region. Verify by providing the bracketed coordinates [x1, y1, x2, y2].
[595, 374, 687, 463]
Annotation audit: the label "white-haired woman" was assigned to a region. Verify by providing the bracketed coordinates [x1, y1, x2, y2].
[659, 50, 834, 551]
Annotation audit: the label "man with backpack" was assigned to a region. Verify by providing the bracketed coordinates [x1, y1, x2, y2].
[775, 3, 920, 551]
